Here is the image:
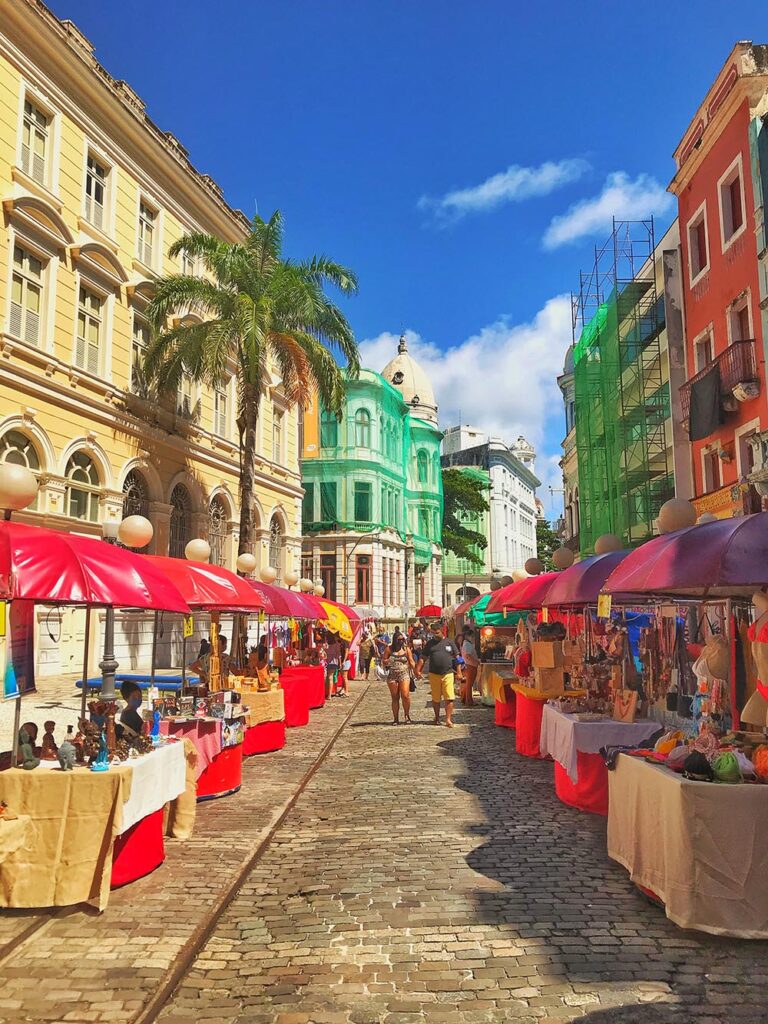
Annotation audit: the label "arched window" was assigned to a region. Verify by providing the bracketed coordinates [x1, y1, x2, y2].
[268, 515, 283, 581]
[65, 451, 99, 521]
[169, 483, 191, 558]
[209, 496, 228, 567]
[122, 470, 151, 551]
[354, 408, 371, 448]
[0, 430, 41, 509]
[417, 450, 429, 484]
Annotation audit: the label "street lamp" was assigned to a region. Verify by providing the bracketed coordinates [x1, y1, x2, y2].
[284, 568, 300, 588]
[0, 464, 39, 520]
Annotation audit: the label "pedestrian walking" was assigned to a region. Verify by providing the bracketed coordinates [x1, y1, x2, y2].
[383, 633, 415, 724]
[326, 634, 341, 699]
[422, 623, 459, 727]
[461, 627, 480, 706]
[410, 620, 426, 678]
[338, 640, 351, 697]
[358, 633, 375, 678]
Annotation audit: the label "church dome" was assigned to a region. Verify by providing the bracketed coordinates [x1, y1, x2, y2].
[381, 334, 438, 425]
[563, 344, 575, 375]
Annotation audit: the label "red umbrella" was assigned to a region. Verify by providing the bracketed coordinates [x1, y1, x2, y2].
[144, 556, 266, 613]
[486, 572, 559, 613]
[543, 551, 631, 608]
[602, 512, 768, 598]
[245, 580, 326, 618]
[415, 603, 443, 617]
[454, 595, 481, 617]
[0, 521, 189, 612]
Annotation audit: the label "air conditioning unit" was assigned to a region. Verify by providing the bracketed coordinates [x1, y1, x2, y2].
[732, 382, 760, 403]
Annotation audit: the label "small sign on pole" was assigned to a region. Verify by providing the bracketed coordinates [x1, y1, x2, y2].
[597, 593, 612, 620]
[183, 614, 194, 638]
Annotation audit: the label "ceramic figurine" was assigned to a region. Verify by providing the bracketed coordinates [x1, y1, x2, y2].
[151, 709, 161, 743]
[104, 702, 118, 756]
[57, 726, 76, 771]
[40, 720, 58, 760]
[18, 727, 40, 770]
[89, 729, 109, 772]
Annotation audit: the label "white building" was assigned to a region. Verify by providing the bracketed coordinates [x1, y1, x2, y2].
[440, 426, 541, 605]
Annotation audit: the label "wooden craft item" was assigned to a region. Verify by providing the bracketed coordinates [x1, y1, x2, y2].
[613, 688, 638, 724]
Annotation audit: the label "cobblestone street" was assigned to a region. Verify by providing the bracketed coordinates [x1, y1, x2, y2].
[156, 682, 768, 1024]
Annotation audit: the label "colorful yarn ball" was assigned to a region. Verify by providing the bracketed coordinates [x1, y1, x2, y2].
[753, 745, 768, 780]
[682, 751, 714, 781]
[666, 744, 690, 770]
[711, 751, 741, 784]
[733, 750, 756, 778]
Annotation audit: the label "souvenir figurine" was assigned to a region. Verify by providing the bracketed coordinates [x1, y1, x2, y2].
[104, 702, 118, 756]
[40, 720, 58, 760]
[57, 725, 77, 771]
[18, 727, 40, 770]
[151, 709, 161, 742]
[89, 729, 109, 771]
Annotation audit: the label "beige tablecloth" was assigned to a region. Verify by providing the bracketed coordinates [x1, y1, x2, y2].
[607, 754, 768, 938]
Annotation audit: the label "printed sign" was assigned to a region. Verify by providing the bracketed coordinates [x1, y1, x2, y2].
[183, 615, 194, 638]
[597, 593, 612, 620]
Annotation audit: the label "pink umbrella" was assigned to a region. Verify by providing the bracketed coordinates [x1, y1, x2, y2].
[543, 551, 631, 608]
[486, 572, 559, 613]
[602, 512, 768, 598]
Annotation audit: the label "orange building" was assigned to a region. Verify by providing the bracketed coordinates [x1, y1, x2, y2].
[669, 42, 768, 518]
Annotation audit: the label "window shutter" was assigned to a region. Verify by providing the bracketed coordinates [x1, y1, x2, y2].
[87, 341, 99, 376]
[21, 142, 30, 175]
[75, 334, 86, 369]
[93, 199, 104, 230]
[9, 301, 23, 339]
[24, 308, 40, 346]
[32, 151, 45, 185]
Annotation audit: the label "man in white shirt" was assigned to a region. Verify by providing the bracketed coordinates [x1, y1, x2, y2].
[461, 628, 480, 707]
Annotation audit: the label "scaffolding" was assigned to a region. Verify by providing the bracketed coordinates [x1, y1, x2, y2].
[572, 218, 674, 555]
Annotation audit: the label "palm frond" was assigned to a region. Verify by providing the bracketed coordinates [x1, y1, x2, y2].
[301, 256, 359, 296]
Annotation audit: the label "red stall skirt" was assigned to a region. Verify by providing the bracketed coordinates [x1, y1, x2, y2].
[196, 742, 243, 801]
[280, 673, 311, 727]
[514, 693, 547, 758]
[111, 808, 165, 888]
[348, 651, 357, 680]
[494, 688, 516, 729]
[554, 753, 609, 816]
[243, 719, 286, 756]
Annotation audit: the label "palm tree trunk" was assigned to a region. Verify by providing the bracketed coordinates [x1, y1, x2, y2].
[238, 391, 259, 556]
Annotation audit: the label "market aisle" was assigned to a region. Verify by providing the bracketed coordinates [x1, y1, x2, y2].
[159, 683, 768, 1024]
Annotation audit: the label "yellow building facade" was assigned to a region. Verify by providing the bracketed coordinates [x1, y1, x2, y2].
[0, 2, 302, 674]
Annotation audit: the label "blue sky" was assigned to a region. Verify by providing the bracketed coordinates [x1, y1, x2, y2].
[51, 0, 765, 512]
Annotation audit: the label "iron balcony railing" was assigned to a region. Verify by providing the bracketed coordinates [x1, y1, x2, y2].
[679, 339, 759, 421]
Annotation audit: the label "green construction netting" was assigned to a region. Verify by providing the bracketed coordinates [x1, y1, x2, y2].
[573, 282, 674, 557]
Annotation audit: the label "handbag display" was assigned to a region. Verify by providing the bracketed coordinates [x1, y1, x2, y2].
[613, 688, 638, 723]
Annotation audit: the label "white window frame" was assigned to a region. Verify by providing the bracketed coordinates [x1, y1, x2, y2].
[701, 445, 722, 494]
[137, 195, 161, 271]
[177, 372, 195, 418]
[72, 275, 113, 380]
[717, 152, 747, 254]
[82, 144, 115, 238]
[130, 311, 150, 392]
[8, 243, 44, 348]
[686, 200, 710, 288]
[734, 417, 760, 480]
[16, 85, 60, 196]
[727, 290, 753, 343]
[5, 226, 58, 356]
[692, 325, 714, 373]
[214, 381, 229, 437]
[272, 405, 284, 464]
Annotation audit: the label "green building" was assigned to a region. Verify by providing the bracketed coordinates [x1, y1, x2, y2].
[300, 337, 443, 619]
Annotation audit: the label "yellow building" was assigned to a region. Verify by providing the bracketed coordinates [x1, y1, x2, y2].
[0, 2, 302, 675]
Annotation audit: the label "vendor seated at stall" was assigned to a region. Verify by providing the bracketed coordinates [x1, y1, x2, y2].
[117, 681, 144, 739]
[190, 634, 233, 685]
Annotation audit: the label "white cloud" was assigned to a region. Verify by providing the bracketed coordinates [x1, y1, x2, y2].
[542, 171, 673, 249]
[358, 296, 572, 500]
[418, 159, 590, 224]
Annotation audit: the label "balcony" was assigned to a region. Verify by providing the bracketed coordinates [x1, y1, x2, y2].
[680, 339, 759, 421]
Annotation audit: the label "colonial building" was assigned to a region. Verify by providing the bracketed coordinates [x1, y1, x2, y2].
[669, 41, 768, 518]
[557, 345, 579, 554]
[440, 426, 540, 605]
[0, 2, 302, 674]
[300, 337, 443, 620]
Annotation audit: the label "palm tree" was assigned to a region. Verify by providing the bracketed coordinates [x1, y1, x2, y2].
[144, 210, 359, 556]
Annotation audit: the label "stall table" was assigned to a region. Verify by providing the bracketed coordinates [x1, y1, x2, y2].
[159, 717, 243, 800]
[241, 688, 287, 756]
[608, 753, 768, 938]
[510, 684, 587, 759]
[0, 741, 188, 909]
[282, 665, 325, 710]
[280, 668, 312, 726]
[483, 665, 518, 728]
[540, 705, 660, 815]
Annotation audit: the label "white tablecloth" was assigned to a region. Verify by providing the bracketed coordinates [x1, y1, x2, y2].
[540, 705, 660, 783]
[118, 742, 186, 833]
[608, 754, 768, 938]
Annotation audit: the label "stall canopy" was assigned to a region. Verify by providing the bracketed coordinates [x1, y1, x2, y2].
[454, 595, 481, 618]
[415, 603, 442, 618]
[602, 512, 768, 598]
[245, 580, 325, 619]
[0, 521, 189, 612]
[467, 592, 524, 627]
[144, 556, 267, 612]
[543, 551, 631, 608]
[487, 572, 559, 613]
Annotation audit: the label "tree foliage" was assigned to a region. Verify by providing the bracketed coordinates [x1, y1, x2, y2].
[536, 517, 561, 571]
[441, 468, 490, 567]
[144, 210, 359, 553]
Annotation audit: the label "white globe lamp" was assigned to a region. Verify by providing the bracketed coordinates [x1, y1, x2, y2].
[313, 583, 325, 597]
[118, 514, 153, 549]
[236, 552, 257, 574]
[698, 512, 718, 525]
[524, 557, 544, 576]
[511, 568, 528, 582]
[299, 577, 314, 593]
[658, 497, 697, 534]
[552, 546, 575, 570]
[595, 533, 622, 555]
[0, 463, 38, 514]
[260, 565, 278, 584]
[284, 568, 300, 587]
[185, 538, 211, 563]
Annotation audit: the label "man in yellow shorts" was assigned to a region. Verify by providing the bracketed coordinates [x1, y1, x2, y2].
[423, 623, 460, 728]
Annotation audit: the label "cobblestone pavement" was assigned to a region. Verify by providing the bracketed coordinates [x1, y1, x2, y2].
[157, 683, 768, 1024]
[0, 681, 359, 1024]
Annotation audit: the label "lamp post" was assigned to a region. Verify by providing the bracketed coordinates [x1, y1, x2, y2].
[99, 519, 120, 702]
